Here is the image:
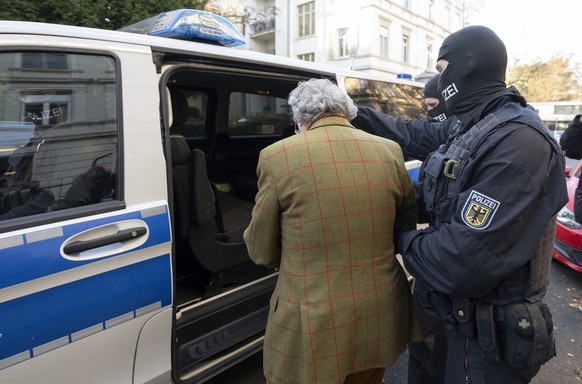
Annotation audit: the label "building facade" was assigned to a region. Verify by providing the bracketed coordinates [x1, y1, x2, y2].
[208, 0, 465, 82]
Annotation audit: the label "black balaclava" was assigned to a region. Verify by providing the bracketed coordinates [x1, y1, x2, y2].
[423, 74, 451, 122]
[437, 25, 507, 124]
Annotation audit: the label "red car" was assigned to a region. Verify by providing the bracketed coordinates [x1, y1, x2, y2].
[554, 161, 582, 272]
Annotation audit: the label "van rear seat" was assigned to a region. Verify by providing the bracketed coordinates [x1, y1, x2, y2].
[170, 134, 253, 273]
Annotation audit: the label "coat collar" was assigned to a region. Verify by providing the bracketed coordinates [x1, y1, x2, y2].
[307, 115, 355, 131]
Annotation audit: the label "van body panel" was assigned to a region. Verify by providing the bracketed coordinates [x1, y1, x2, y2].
[0, 306, 161, 383]
[133, 308, 173, 384]
[0, 202, 172, 380]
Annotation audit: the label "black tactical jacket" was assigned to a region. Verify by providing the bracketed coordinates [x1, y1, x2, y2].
[353, 96, 567, 302]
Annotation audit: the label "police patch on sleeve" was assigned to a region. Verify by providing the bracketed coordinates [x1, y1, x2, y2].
[461, 190, 500, 230]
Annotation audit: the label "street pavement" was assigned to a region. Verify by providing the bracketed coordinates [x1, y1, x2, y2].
[205, 258, 582, 383]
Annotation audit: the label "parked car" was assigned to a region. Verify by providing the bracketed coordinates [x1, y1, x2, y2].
[554, 160, 582, 272]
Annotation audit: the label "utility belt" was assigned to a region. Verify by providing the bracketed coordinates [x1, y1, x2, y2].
[428, 292, 556, 371]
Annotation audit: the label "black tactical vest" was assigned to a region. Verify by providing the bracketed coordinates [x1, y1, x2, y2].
[420, 103, 564, 302]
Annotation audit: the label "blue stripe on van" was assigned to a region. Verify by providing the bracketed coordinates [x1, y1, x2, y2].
[405, 159, 422, 182]
[407, 166, 420, 182]
[0, 208, 171, 290]
[0, 253, 171, 363]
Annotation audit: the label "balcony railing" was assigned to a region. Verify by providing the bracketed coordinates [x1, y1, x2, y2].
[250, 15, 275, 35]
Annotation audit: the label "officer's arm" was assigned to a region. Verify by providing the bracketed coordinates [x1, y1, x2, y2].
[351, 105, 449, 161]
[393, 143, 417, 249]
[399, 128, 567, 297]
[559, 114, 582, 159]
[243, 154, 281, 269]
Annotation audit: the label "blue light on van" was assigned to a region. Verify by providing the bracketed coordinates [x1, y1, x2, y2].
[397, 73, 413, 80]
[120, 9, 246, 47]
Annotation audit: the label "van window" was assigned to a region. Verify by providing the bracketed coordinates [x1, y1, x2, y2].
[344, 77, 426, 120]
[169, 88, 208, 139]
[0, 51, 119, 222]
[228, 91, 292, 136]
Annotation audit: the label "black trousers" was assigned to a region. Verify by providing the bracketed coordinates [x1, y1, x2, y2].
[407, 278, 446, 384]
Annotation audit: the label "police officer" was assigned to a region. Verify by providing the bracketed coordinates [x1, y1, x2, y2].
[423, 73, 453, 123]
[559, 115, 582, 222]
[393, 25, 567, 383]
[353, 75, 458, 384]
[559, 114, 582, 159]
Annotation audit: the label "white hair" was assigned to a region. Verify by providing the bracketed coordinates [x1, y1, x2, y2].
[288, 78, 357, 126]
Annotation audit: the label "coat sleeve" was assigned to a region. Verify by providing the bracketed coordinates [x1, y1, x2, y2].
[243, 153, 282, 268]
[559, 115, 582, 159]
[393, 143, 417, 249]
[351, 105, 452, 161]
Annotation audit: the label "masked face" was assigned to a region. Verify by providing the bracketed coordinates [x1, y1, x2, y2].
[437, 26, 508, 118]
[426, 98, 449, 121]
[424, 74, 451, 121]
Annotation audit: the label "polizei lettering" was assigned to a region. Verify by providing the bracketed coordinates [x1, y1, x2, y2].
[434, 113, 447, 122]
[27, 107, 63, 121]
[441, 83, 459, 101]
[472, 193, 497, 209]
[461, 190, 500, 230]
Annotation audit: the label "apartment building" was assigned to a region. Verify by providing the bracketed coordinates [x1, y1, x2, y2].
[208, 0, 465, 82]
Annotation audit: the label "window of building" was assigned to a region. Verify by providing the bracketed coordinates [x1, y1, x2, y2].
[228, 92, 292, 136]
[21, 52, 68, 70]
[428, 0, 434, 20]
[298, 52, 315, 62]
[401, 34, 410, 63]
[426, 43, 433, 69]
[298, 1, 315, 37]
[338, 28, 350, 58]
[0, 51, 119, 222]
[456, 12, 464, 30]
[380, 25, 390, 58]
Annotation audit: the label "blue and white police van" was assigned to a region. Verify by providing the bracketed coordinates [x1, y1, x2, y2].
[0, 10, 425, 383]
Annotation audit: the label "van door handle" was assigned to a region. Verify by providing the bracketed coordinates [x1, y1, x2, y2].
[63, 227, 147, 254]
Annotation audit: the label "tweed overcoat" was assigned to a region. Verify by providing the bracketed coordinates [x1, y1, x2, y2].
[243, 116, 421, 384]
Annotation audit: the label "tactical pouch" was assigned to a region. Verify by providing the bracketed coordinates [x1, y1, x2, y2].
[422, 149, 446, 214]
[501, 302, 556, 372]
[476, 303, 500, 362]
[453, 297, 477, 339]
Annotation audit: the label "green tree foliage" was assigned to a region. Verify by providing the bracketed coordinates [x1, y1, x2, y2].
[0, 0, 208, 30]
[508, 56, 582, 102]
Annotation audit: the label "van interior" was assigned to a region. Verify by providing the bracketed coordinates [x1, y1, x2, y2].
[165, 65, 311, 304]
[163, 62, 329, 381]
[160, 57, 425, 382]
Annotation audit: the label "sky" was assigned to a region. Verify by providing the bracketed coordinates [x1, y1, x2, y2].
[466, 0, 582, 67]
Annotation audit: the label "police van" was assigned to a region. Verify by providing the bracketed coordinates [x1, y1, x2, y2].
[0, 10, 425, 383]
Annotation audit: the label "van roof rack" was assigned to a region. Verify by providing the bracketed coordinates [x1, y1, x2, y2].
[119, 9, 246, 47]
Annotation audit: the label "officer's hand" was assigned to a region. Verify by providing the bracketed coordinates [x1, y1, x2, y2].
[393, 216, 415, 254]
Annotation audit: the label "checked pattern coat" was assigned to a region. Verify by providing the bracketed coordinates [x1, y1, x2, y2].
[243, 116, 422, 384]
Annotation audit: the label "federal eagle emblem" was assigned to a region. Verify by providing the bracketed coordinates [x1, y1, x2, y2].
[461, 190, 500, 229]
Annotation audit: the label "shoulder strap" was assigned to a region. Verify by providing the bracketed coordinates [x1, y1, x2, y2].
[443, 103, 564, 198]
[442, 103, 522, 181]
[514, 107, 564, 160]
